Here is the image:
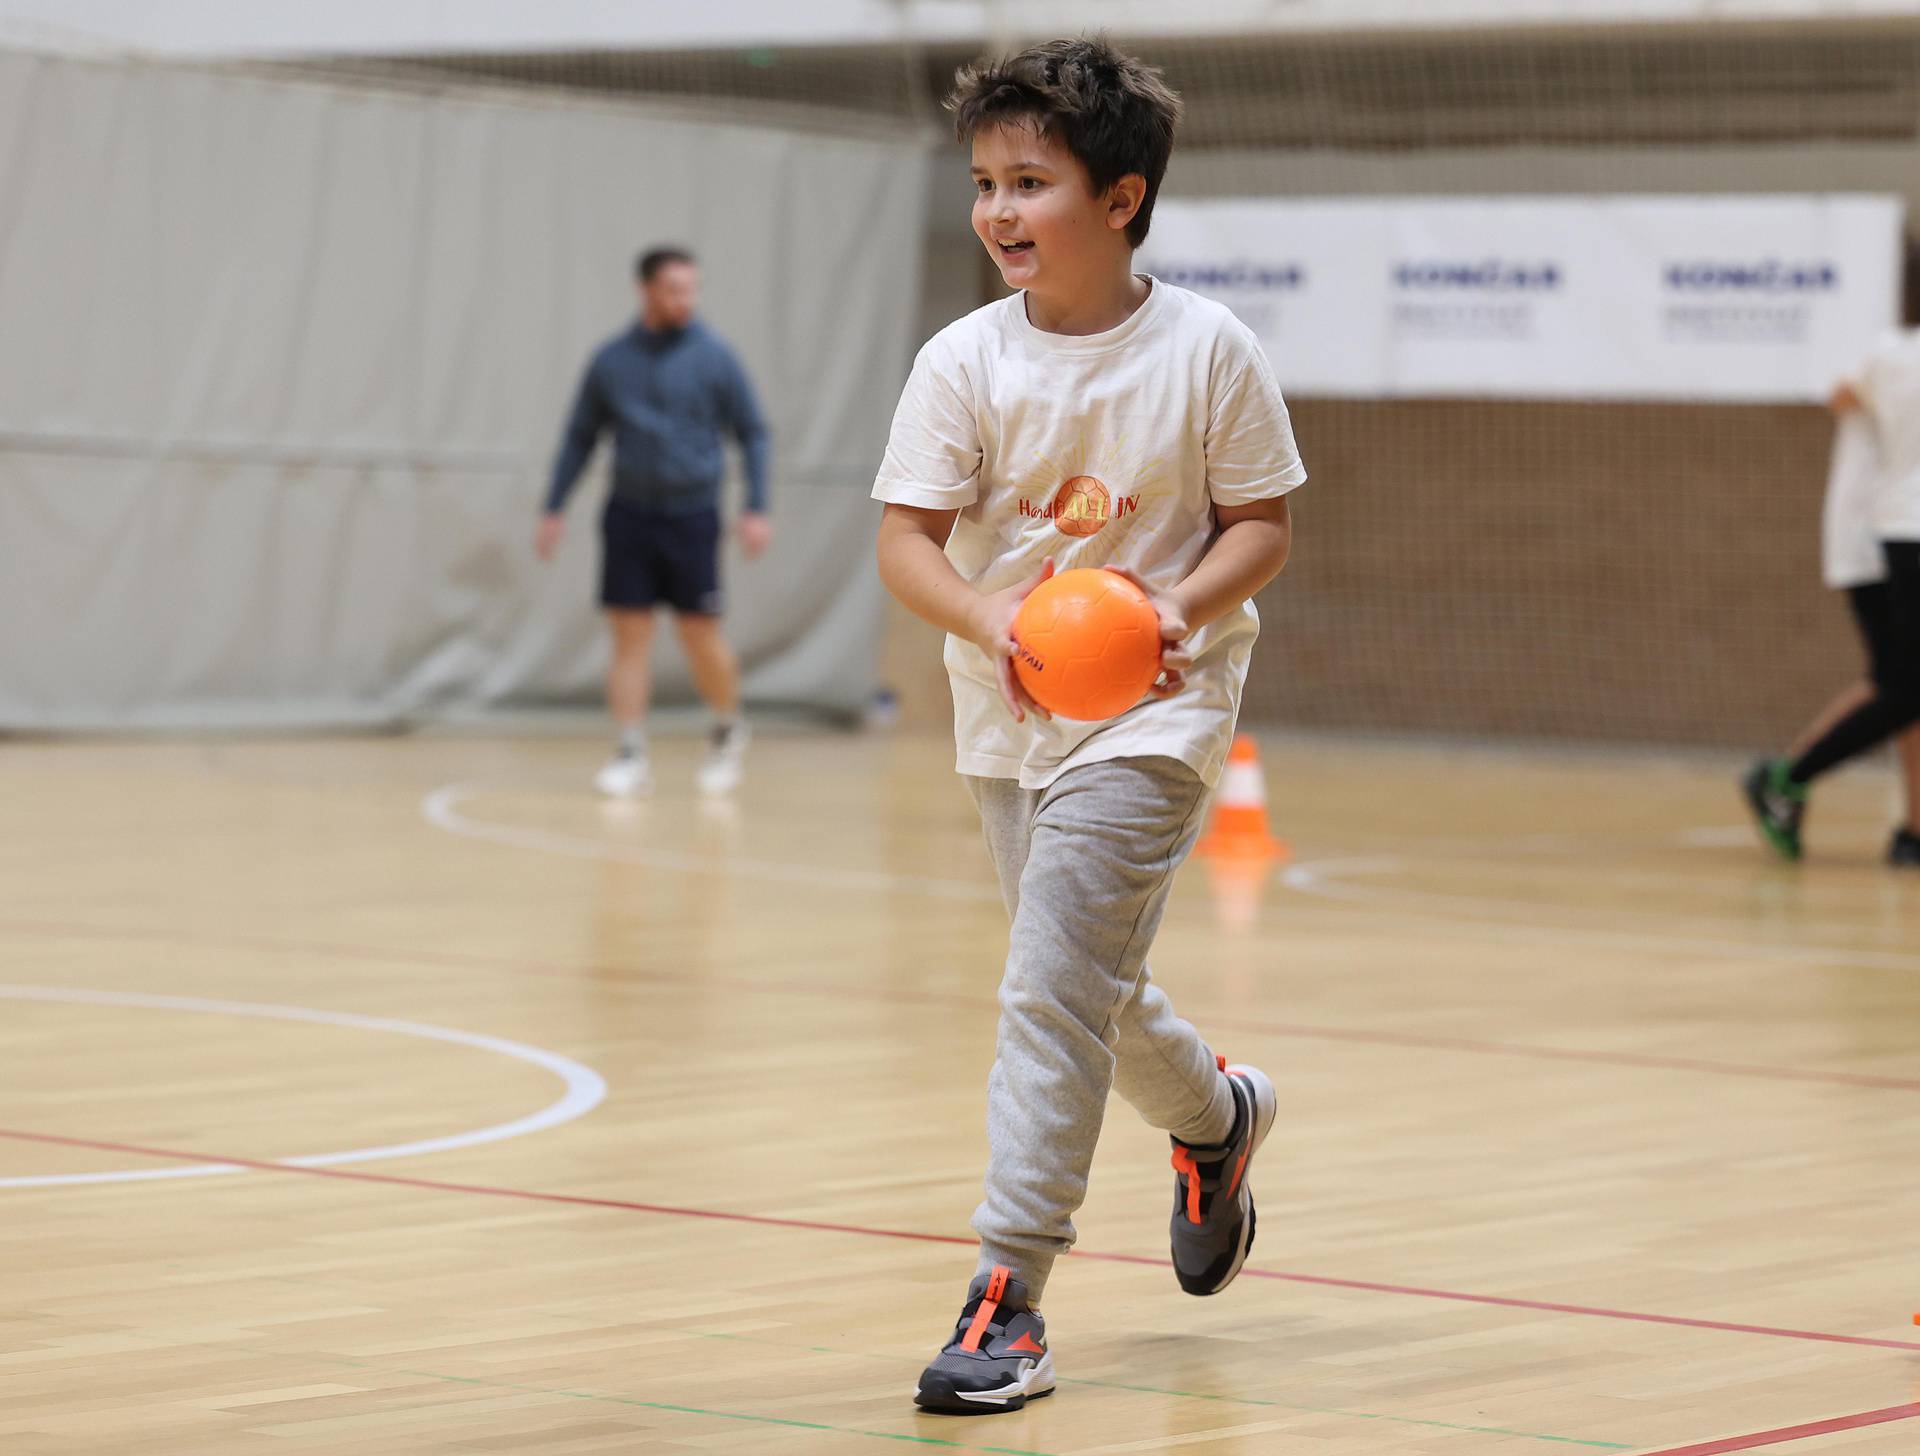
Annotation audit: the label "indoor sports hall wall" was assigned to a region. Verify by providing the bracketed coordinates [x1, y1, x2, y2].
[1242, 398, 1843, 746]
[1156, 25, 1920, 747]
[0, 46, 927, 729]
[1170, 149, 1918, 747]
[1162, 140, 1915, 747]
[292, 17, 1920, 750]
[884, 21, 1920, 748]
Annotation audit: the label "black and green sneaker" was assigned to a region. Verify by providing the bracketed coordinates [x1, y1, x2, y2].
[1741, 757, 1807, 861]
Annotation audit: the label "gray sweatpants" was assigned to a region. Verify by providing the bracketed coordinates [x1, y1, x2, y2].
[965, 755, 1235, 1301]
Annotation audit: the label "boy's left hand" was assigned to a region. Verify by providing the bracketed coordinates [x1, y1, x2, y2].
[1107, 566, 1193, 699]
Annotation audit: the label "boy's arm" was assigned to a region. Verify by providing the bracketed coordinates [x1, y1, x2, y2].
[875, 504, 973, 636]
[876, 503, 1054, 723]
[1174, 496, 1292, 630]
[1120, 333, 1303, 690]
[1111, 496, 1289, 700]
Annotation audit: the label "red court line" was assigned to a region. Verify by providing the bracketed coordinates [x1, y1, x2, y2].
[6, 1125, 1918, 1355]
[1629, 1401, 1920, 1455]
[0, 1127, 977, 1246]
[7, 916, 1920, 1097]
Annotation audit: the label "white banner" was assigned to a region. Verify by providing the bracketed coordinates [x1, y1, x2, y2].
[1139, 195, 1905, 402]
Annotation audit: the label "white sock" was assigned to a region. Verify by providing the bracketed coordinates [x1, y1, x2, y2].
[618, 724, 648, 758]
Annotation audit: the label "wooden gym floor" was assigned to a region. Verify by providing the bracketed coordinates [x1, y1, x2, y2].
[3, 727, 1917, 1454]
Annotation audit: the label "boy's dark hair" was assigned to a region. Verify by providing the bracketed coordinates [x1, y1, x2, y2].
[636, 246, 695, 283]
[947, 36, 1182, 249]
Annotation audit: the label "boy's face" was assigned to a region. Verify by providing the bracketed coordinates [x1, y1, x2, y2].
[970, 121, 1129, 294]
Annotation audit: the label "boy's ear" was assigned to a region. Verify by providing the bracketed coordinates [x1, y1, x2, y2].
[1106, 173, 1146, 233]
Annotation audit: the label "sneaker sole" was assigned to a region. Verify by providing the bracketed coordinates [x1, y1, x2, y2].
[913, 1352, 1056, 1415]
[1182, 1064, 1278, 1297]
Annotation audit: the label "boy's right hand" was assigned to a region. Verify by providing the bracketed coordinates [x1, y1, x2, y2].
[967, 558, 1055, 724]
[534, 513, 565, 561]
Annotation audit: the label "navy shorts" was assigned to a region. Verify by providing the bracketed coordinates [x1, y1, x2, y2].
[599, 499, 723, 616]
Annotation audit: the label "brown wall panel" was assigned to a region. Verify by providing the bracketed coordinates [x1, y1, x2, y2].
[1245, 399, 1857, 747]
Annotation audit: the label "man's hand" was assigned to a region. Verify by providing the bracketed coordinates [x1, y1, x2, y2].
[1107, 566, 1194, 699]
[737, 511, 773, 560]
[966, 558, 1056, 723]
[534, 513, 564, 561]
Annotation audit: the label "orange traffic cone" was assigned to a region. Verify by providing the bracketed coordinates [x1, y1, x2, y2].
[1198, 734, 1287, 861]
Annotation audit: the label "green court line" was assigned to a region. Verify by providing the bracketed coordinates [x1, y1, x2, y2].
[1063, 1374, 1631, 1448]
[123, 1321, 1626, 1452]
[690, 1329, 1632, 1450]
[238, 1352, 1059, 1456]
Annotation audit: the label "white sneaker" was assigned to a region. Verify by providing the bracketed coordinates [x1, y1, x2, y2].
[696, 722, 750, 796]
[595, 753, 653, 798]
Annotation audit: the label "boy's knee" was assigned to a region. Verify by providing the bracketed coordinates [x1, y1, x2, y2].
[996, 972, 1108, 1046]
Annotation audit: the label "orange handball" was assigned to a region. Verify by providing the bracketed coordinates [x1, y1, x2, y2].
[1011, 568, 1163, 721]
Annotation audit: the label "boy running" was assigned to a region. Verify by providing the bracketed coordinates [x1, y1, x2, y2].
[871, 37, 1306, 1414]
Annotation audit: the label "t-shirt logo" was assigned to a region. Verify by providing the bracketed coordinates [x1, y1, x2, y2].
[1016, 474, 1143, 538]
[1052, 475, 1110, 537]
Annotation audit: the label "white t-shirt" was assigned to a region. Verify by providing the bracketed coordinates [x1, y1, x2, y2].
[1855, 327, 1920, 542]
[871, 278, 1307, 789]
[1822, 413, 1886, 589]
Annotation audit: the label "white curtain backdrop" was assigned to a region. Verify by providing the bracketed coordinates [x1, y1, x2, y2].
[0, 49, 929, 727]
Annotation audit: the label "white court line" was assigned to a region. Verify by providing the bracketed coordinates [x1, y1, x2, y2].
[0, 986, 607, 1189]
[422, 782, 1000, 904]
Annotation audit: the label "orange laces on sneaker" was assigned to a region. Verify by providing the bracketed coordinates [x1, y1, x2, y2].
[960, 1266, 1010, 1352]
[1170, 1145, 1205, 1225]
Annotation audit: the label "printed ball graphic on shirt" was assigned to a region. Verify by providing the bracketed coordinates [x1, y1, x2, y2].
[1011, 568, 1163, 722]
[1051, 476, 1111, 537]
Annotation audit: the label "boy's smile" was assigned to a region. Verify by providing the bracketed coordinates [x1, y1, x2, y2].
[970, 122, 1103, 293]
[969, 120, 1151, 336]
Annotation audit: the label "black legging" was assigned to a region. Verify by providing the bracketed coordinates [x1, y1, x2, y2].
[1792, 540, 1920, 784]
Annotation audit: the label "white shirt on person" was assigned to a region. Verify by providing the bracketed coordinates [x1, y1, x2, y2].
[871, 277, 1306, 789]
[1822, 413, 1885, 589]
[1855, 327, 1920, 543]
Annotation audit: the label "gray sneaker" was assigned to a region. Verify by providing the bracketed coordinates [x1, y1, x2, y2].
[1169, 1060, 1277, 1296]
[913, 1266, 1054, 1415]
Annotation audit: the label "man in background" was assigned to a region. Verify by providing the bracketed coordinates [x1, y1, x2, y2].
[538, 247, 772, 797]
